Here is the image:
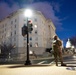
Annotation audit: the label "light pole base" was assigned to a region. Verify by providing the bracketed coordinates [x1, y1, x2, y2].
[24, 60, 31, 65]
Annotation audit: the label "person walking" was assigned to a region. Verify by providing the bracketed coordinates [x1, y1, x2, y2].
[52, 35, 66, 66]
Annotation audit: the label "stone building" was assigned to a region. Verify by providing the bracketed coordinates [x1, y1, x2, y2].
[0, 8, 56, 59]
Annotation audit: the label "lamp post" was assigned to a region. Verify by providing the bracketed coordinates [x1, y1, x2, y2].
[24, 9, 32, 65]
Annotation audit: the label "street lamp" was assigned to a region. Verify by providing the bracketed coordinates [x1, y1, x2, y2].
[24, 9, 32, 65]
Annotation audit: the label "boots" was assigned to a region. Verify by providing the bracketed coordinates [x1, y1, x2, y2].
[56, 63, 58, 66]
[61, 63, 66, 66]
[55, 61, 58, 66]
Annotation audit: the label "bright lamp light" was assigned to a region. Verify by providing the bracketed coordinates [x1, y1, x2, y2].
[24, 9, 32, 17]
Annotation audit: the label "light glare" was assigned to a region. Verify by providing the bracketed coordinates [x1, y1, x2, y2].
[24, 9, 32, 17]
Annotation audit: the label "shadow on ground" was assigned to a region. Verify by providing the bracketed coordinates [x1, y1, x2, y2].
[66, 67, 76, 71]
[7, 64, 52, 68]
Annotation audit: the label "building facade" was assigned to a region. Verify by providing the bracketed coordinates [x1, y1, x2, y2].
[0, 8, 56, 59]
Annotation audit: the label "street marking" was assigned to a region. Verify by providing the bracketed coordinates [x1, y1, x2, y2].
[37, 61, 46, 64]
[49, 60, 55, 64]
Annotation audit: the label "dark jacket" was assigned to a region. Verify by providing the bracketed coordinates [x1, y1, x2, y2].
[53, 40, 62, 52]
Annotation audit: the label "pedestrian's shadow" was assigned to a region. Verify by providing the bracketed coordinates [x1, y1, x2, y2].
[66, 67, 76, 71]
[8, 64, 51, 68]
[58, 64, 76, 71]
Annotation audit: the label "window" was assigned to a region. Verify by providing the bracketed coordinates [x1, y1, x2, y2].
[30, 37, 32, 40]
[34, 18, 37, 22]
[11, 21, 13, 24]
[15, 24, 16, 28]
[14, 31, 16, 35]
[14, 37, 16, 41]
[30, 42, 32, 47]
[5, 34, 6, 37]
[5, 28, 6, 31]
[24, 42, 26, 47]
[11, 32, 12, 36]
[15, 19, 17, 22]
[35, 30, 37, 34]
[35, 43, 38, 47]
[5, 23, 7, 27]
[3, 24, 4, 28]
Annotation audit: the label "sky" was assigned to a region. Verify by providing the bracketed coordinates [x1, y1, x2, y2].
[0, 0, 76, 45]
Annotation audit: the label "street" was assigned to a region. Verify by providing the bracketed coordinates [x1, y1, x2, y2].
[32, 54, 76, 67]
[64, 55, 76, 67]
[0, 54, 76, 66]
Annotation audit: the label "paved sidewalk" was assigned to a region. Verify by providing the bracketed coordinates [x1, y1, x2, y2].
[0, 64, 76, 75]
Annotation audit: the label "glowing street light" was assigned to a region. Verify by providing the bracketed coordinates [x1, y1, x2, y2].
[24, 9, 32, 65]
[72, 45, 74, 49]
[24, 9, 32, 18]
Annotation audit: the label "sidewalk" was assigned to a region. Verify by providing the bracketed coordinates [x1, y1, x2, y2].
[0, 64, 76, 75]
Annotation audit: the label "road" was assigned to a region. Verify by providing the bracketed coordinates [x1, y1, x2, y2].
[31, 57, 54, 64]
[32, 54, 76, 67]
[0, 54, 76, 67]
[64, 55, 76, 67]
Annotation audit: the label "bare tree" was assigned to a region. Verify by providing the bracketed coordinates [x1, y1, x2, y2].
[0, 43, 14, 59]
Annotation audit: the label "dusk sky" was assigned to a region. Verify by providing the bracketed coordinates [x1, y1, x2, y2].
[0, 0, 76, 45]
